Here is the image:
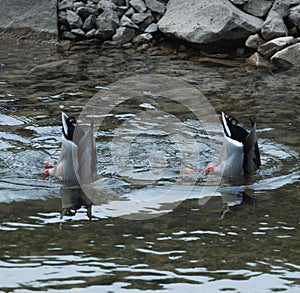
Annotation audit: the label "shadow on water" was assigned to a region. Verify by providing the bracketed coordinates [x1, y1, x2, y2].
[0, 37, 299, 292]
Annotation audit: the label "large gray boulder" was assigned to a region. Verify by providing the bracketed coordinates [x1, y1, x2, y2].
[0, 0, 58, 36]
[158, 0, 263, 46]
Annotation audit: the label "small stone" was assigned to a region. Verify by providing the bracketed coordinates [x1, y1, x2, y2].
[261, 15, 288, 41]
[131, 12, 153, 24]
[96, 8, 119, 29]
[112, 27, 136, 43]
[62, 31, 77, 40]
[59, 0, 74, 10]
[71, 28, 86, 37]
[66, 10, 83, 29]
[269, 0, 289, 18]
[145, 23, 158, 33]
[288, 4, 300, 30]
[229, 0, 248, 4]
[145, 0, 165, 15]
[245, 34, 265, 49]
[271, 43, 300, 69]
[125, 7, 135, 17]
[77, 6, 98, 20]
[86, 28, 97, 38]
[97, 0, 117, 10]
[243, 0, 273, 18]
[258, 36, 297, 59]
[74, 1, 85, 10]
[120, 15, 140, 29]
[83, 14, 96, 31]
[132, 33, 153, 44]
[246, 52, 273, 68]
[130, 0, 147, 13]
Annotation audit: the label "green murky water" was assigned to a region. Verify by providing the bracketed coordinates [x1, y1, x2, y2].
[0, 35, 299, 292]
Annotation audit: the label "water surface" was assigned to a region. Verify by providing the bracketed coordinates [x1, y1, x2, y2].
[0, 36, 299, 292]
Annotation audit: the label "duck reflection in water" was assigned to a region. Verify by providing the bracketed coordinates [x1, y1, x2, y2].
[59, 184, 93, 220]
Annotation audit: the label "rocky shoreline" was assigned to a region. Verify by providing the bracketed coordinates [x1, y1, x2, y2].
[57, 0, 300, 69]
[0, 0, 299, 70]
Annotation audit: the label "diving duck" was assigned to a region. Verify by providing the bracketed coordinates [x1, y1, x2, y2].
[45, 112, 98, 183]
[211, 112, 261, 177]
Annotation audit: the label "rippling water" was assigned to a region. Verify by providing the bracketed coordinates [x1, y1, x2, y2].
[0, 35, 299, 292]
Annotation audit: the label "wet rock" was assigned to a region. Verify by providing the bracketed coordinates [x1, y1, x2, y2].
[246, 33, 265, 49]
[158, 0, 263, 45]
[258, 36, 297, 59]
[120, 15, 140, 29]
[131, 12, 153, 24]
[59, 0, 74, 11]
[112, 26, 136, 43]
[132, 32, 153, 44]
[71, 28, 86, 38]
[77, 6, 98, 20]
[0, 0, 58, 36]
[229, 0, 248, 4]
[145, 0, 166, 15]
[125, 7, 136, 17]
[269, 0, 289, 18]
[246, 52, 273, 68]
[288, 4, 300, 30]
[67, 9, 83, 29]
[62, 31, 77, 40]
[86, 28, 97, 38]
[129, 0, 147, 13]
[95, 8, 119, 39]
[97, 0, 117, 11]
[82, 14, 96, 31]
[243, 0, 274, 18]
[145, 23, 158, 33]
[271, 43, 300, 68]
[261, 15, 288, 41]
[74, 1, 85, 10]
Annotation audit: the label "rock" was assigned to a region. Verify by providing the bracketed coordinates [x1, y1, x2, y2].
[67, 10, 83, 29]
[120, 15, 140, 29]
[261, 15, 288, 41]
[271, 43, 300, 68]
[86, 28, 97, 38]
[269, 0, 289, 18]
[74, 1, 85, 10]
[243, 0, 274, 18]
[246, 52, 273, 68]
[229, 0, 248, 4]
[289, 4, 300, 30]
[131, 12, 154, 24]
[71, 28, 86, 38]
[129, 0, 147, 13]
[59, 0, 74, 11]
[77, 6, 98, 20]
[96, 8, 119, 29]
[0, 0, 58, 36]
[158, 0, 263, 46]
[245, 33, 265, 49]
[97, 0, 117, 11]
[83, 14, 96, 31]
[125, 7, 136, 17]
[112, 26, 136, 43]
[258, 36, 297, 59]
[132, 32, 153, 44]
[62, 31, 77, 40]
[145, 23, 158, 33]
[145, 0, 166, 15]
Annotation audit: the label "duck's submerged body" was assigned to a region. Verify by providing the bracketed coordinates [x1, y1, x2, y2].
[46, 113, 97, 183]
[215, 112, 261, 177]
